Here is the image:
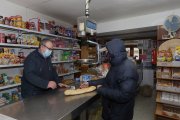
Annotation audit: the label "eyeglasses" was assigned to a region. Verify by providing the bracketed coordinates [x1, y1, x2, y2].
[43, 45, 53, 51]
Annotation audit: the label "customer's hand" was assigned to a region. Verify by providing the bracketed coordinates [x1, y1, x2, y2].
[80, 82, 89, 88]
[47, 81, 57, 89]
[58, 83, 70, 88]
[97, 85, 102, 88]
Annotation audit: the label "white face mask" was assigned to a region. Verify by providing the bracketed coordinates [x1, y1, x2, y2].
[42, 49, 52, 58]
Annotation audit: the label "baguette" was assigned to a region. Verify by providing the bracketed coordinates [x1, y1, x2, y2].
[64, 86, 96, 95]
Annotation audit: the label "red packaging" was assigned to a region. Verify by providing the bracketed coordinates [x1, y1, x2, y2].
[0, 33, 5, 43]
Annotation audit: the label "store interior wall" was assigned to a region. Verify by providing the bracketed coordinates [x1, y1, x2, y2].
[97, 7, 180, 33]
[0, 0, 72, 27]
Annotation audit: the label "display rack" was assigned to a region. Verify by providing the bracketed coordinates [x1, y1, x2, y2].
[155, 38, 180, 120]
[0, 22, 81, 107]
[0, 24, 80, 41]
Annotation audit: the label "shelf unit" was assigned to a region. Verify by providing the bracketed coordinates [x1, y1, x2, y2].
[0, 43, 81, 51]
[0, 60, 77, 68]
[0, 22, 81, 106]
[0, 83, 21, 91]
[156, 78, 180, 81]
[0, 64, 24, 68]
[155, 26, 180, 120]
[0, 24, 80, 41]
[155, 104, 180, 120]
[156, 92, 180, 107]
[58, 70, 81, 77]
[155, 65, 180, 120]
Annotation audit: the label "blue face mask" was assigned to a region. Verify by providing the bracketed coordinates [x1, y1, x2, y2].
[42, 49, 52, 58]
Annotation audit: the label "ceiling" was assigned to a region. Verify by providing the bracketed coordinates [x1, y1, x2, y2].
[7, 0, 180, 25]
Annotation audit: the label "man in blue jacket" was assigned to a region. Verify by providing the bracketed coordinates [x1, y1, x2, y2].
[21, 38, 66, 98]
[81, 39, 138, 120]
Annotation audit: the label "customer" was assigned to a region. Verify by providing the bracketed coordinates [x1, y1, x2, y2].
[21, 38, 67, 98]
[81, 39, 138, 120]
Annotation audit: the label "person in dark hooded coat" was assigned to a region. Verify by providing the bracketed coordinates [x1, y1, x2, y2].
[81, 39, 139, 120]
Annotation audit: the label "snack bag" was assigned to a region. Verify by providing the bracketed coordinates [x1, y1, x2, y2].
[174, 46, 180, 61]
[165, 48, 173, 62]
[157, 50, 166, 62]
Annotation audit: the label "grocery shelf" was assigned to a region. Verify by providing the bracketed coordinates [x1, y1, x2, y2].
[72, 48, 81, 51]
[0, 61, 77, 68]
[0, 43, 38, 48]
[53, 47, 72, 50]
[157, 89, 180, 94]
[0, 24, 80, 41]
[58, 71, 81, 77]
[53, 47, 81, 51]
[0, 64, 23, 68]
[156, 77, 180, 81]
[156, 92, 180, 107]
[155, 104, 180, 120]
[52, 60, 75, 64]
[0, 83, 21, 91]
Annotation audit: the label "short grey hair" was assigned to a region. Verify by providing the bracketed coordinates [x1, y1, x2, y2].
[40, 38, 53, 47]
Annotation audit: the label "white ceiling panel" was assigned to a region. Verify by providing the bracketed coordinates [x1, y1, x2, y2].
[7, 0, 180, 24]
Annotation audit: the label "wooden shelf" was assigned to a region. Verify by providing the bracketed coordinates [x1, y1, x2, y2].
[156, 92, 180, 107]
[157, 89, 180, 94]
[156, 78, 180, 81]
[155, 104, 180, 120]
[58, 70, 81, 77]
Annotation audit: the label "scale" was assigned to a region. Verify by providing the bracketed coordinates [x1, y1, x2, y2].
[76, 0, 100, 65]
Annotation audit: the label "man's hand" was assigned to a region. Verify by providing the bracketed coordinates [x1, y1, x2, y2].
[47, 81, 57, 89]
[97, 85, 102, 88]
[58, 83, 69, 88]
[80, 82, 89, 88]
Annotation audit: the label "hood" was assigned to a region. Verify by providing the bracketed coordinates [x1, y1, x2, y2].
[106, 39, 127, 65]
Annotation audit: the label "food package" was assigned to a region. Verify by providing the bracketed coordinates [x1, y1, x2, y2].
[165, 49, 173, 62]
[64, 86, 96, 96]
[157, 50, 166, 62]
[174, 46, 180, 61]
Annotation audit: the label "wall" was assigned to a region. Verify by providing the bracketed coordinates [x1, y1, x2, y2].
[0, 0, 72, 27]
[97, 8, 180, 33]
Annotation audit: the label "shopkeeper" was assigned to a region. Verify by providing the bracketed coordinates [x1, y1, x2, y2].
[21, 38, 67, 98]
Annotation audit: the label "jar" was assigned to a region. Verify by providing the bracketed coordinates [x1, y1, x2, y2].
[12, 16, 16, 27]
[16, 15, 22, 28]
[0, 33, 5, 43]
[0, 16, 3, 24]
[22, 21, 26, 29]
[4, 17, 9, 25]
[10, 34, 16, 44]
[5, 35, 11, 43]
[26, 21, 30, 29]
[9, 16, 13, 26]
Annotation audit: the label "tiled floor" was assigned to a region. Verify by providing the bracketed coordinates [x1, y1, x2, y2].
[133, 93, 156, 120]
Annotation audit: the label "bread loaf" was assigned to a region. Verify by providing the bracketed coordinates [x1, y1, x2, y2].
[64, 86, 96, 95]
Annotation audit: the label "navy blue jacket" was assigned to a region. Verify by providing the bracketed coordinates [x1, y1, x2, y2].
[89, 39, 138, 120]
[21, 49, 60, 98]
